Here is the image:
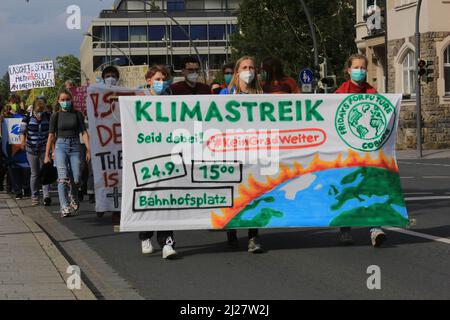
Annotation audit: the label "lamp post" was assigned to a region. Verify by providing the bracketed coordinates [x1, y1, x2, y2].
[415, 0, 423, 158]
[135, 0, 207, 80]
[84, 32, 135, 67]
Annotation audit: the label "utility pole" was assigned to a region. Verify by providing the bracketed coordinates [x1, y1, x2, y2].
[298, 0, 319, 93]
[415, 0, 423, 158]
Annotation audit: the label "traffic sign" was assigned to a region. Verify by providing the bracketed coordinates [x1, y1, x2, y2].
[299, 68, 314, 85]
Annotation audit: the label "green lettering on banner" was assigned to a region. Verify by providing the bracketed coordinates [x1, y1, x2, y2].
[242, 102, 257, 122]
[180, 101, 202, 121]
[278, 101, 293, 121]
[171, 101, 177, 122]
[306, 100, 324, 121]
[260, 102, 276, 122]
[156, 102, 169, 122]
[135, 101, 153, 121]
[205, 101, 223, 122]
[295, 101, 303, 121]
[225, 100, 241, 122]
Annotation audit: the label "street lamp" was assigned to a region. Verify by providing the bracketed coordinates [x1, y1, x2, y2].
[135, 0, 207, 80]
[95, 58, 121, 72]
[84, 32, 135, 67]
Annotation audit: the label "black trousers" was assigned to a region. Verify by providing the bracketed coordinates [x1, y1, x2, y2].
[139, 231, 174, 248]
[227, 229, 259, 240]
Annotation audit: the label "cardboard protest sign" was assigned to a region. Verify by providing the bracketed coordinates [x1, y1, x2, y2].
[118, 93, 409, 232]
[8, 61, 55, 92]
[70, 86, 88, 117]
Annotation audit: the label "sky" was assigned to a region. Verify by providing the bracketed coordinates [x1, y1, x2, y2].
[0, 0, 116, 76]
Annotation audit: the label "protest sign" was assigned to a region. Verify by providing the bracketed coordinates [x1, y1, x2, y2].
[118, 93, 409, 232]
[70, 86, 88, 117]
[8, 61, 55, 92]
[86, 84, 147, 212]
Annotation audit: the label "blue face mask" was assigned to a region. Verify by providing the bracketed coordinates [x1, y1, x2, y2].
[152, 80, 165, 95]
[224, 74, 233, 85]
[60, 101, 72, 110]
[351, 69, 367, 83]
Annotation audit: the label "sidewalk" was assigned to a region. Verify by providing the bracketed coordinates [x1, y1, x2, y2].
[396, 149, 450, 160]
[0, 193, 96, 300]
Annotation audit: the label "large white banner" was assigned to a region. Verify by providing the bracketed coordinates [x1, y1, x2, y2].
[86, 84, 147, 212]
[8, 61, 55, 92]
[118, 94, 409, 232]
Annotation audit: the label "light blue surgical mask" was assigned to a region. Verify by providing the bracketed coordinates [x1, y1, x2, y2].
[60, 101, 72, 110]
[351, 69, 367, 83]
[152, 80, 165, 95]
[224, 74, 233, 85]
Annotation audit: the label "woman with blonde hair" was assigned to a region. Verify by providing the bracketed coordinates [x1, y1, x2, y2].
[220, 56, 263, 95]
[219, 56, 264, 254]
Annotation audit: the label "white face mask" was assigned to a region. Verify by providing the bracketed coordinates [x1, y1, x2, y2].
[239, 70, 255, 85]
[104, 77, 118, 86]
[186, 73, 199, 83]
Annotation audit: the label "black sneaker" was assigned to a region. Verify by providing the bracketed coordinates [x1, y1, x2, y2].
[43, 197, 52, 206]
[15, 193, 23, 200]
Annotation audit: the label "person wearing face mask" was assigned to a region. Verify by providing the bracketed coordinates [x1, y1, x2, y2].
[210, 81, 223, 95]
[335, 54, 386, 248]
[220, 63, 235, 90]
[139, 65, 177, 260]
[335, 54, 377, 94]
[170, 56, 210, 95]
[102, 66, 120, 87]
[44, 90, 91, 218]
[219, 56, 264, 254]
[1, 94, 31, 199]
[20, 97, 52, 206]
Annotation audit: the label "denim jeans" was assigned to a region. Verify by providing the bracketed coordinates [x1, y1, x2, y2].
[55, 137, 82, 209]
[26, 151, 51, 199]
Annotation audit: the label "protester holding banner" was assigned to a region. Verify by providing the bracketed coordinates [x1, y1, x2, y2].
[102, 66, 120, 87]
[44, 89, 91, 218]
[140, 65, 177, 259]
[222, 63, 235, 90]
[220, 56, 263, 95]
[335, 53, 386, 247]
[1, 94, 31, 199]
[219, 56, 264, 253]
[20, 97, 52, 206]
[260, 57, 301, 94]
[170, 56, 210, 95]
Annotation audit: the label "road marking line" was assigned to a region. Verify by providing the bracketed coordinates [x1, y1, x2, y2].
[404, 192, 434, 195]
[398, 161, 450, 167]
[385, 227, 450, 245]
[405, 196, 450, 201]
[422, 176, 450, 179]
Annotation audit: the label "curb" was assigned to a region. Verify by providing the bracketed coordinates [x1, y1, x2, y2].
[5, 196, 97, 300]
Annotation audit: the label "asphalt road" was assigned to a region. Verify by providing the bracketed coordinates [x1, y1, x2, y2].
[32, 159, 450, 299]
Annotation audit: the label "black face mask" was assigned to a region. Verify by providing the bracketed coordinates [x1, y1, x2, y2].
[212, 87, 222, 94]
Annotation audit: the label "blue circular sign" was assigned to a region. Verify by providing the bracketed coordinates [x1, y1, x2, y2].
[299, 68, 314, 85]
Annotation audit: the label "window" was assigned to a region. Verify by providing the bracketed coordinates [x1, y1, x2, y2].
[191, 25, 207, 40]
[110, 26, 128, 41]
[92, 26, 109, 41]
[209, 24, 226, 40]
[171, 25, 190, 41]
[130, 26, 147, 42]
[131, 55, 148, 66]
[228, 24, 238, 36]
[402, 50, 416, 95]
[167, 0, 185, 11]
[186, 0, 204, 10]
[149, 25, 167, 41]
[445, 46, 450, 96]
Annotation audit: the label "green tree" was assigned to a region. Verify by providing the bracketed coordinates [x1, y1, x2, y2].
[230, 0, 356, 85]
[0, 72, 10, 106]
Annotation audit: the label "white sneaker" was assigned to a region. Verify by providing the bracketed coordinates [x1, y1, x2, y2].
[371, 228, 387, 247]
[141, 239, 153, 255]
[162, 237, 177, 259]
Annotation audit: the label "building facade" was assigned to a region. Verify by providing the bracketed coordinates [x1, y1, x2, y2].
[80, 0, 240, 85]
[356, 0, 450, 149]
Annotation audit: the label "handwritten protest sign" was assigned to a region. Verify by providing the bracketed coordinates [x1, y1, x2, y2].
[8, 61, 55, 92]
[118, 93, 409, 232]
[70, 86, 88, 117]
[86, 84, 147, 212]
